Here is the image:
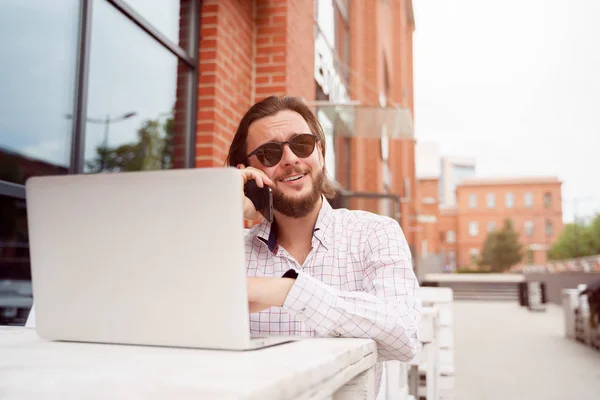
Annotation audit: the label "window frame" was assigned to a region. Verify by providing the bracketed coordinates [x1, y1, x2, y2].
[468, 193, 477, 209]
[524, 192, 533, 208]
[544, 192, 552, 208]
[446, 230, 456, 244]
[468, 221, 479, 237]
[486, 192, 495, 208]
[505, 192, 514, 208]
[524, 220, 534, 237]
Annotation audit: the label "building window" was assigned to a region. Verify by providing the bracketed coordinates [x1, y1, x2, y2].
[524, 192, 533, 208]
[448, 251, 456, 266]
[468, 194, 477, 208]
[469, 248, 480, 264]
[505, 192, 514, 208]
[469, 222, 479, 237]
[524, 220, 534, 237]
[544, 192, 552, 208]
[487, 221, 496, 232]
[486, 193, 496, 208]
[545, 220, 554, 237]
[446, 230, 456, 244]
[526, 249, 534, 264]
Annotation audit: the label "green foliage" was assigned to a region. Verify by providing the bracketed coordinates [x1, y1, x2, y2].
[478, 218, 524, 272]
[87, 116, 174, 173]
[548, 214, 600, 260]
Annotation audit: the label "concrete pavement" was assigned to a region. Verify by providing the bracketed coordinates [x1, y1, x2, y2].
[453, 301, 600, 400]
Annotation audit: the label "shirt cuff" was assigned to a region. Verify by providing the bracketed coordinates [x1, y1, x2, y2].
[281, 270, 339, 334]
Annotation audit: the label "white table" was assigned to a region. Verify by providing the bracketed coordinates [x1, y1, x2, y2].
[0, 327, 377, 400]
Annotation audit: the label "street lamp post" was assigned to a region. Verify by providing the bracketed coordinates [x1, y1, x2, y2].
[85, 112, 137, 170]
[66, 111, 137, 171]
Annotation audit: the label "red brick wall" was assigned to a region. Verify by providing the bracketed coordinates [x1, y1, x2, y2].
[255, 1, 287, 100]
[196, 0, 315, 169]
[285, 0, 315, 101]
[197, 1, 254, 168]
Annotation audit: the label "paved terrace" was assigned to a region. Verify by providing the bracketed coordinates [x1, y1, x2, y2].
[453, 301, 600, 400]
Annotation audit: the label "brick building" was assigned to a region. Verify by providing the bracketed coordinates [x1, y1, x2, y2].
[437, 177, 564, 269]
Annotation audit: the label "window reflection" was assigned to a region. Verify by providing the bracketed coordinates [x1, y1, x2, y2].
[0, 0, 78, 183]
[85, 0, 186, 173]
[124, 0, 182, 46]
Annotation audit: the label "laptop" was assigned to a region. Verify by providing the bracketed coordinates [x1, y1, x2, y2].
[25, 167, 294, 350]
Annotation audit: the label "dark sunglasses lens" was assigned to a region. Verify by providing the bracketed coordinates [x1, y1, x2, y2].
[290, 135, 316, 157]
[256, 143, 283, 166]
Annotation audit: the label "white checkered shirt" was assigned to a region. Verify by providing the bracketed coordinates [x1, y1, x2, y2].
[245, 197, 421, 382]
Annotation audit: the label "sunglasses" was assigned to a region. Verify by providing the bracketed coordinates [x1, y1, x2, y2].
[247, 133, 318, 167]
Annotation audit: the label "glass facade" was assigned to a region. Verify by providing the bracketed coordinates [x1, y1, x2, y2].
[0, 1, 79, 183]
[0, 0, 199, 325]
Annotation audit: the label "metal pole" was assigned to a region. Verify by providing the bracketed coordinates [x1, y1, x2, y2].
[101, 114, 110, 171]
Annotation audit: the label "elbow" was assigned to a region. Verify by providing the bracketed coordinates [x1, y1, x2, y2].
[397, 341, 420, 362]
[377, 338, 421, 363]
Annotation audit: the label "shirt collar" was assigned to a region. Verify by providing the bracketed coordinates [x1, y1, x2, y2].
[248, 195, 334, 253]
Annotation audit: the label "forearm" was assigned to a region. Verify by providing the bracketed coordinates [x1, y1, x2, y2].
[282, 271, 421, 362]
[247, 277, 295, 308]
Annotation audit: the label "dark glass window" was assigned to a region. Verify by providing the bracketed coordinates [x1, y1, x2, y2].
[124, 0, 182, 45]
[84, 0, 188, 173]
[0, 1, 79, 184]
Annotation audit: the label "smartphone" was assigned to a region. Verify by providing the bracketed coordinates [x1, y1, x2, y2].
[243, 180, 273, 223]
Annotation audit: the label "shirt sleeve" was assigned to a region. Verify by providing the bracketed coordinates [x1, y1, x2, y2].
[281, 218, 421, 362]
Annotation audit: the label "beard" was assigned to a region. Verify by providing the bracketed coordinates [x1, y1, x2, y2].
[272, 168, 324, 218]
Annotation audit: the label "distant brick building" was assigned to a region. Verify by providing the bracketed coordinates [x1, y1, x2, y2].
[437, 177, 564, 269]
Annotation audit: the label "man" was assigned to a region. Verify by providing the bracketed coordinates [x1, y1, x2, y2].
[226, 95, 421, 391]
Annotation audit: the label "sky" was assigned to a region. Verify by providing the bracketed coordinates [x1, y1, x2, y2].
[412, 0, 600, 223]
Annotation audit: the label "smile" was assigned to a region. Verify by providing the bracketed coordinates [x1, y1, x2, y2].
[280, 174, 306, 183]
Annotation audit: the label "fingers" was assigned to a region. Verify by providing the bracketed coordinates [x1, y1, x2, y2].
[237, 164, 274, 187]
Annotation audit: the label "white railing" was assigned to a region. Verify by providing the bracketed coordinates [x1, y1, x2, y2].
[378, 287, 456, 400]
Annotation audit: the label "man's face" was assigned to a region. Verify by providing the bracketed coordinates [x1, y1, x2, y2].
[246, 110, 324, 218]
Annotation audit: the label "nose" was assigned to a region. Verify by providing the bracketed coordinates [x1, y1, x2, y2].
[279, 143, 299, 167]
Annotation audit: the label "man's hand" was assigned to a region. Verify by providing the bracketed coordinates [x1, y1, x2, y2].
[247, 276, 295, 313]
[237, 165, 275, 221]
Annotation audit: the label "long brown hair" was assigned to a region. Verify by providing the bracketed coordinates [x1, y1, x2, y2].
[225, 96, 337, 199]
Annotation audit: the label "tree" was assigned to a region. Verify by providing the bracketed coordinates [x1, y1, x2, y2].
[548, 214, 600, 260]
[479, 218, 524, 272]
[87, 117, 173, 173]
